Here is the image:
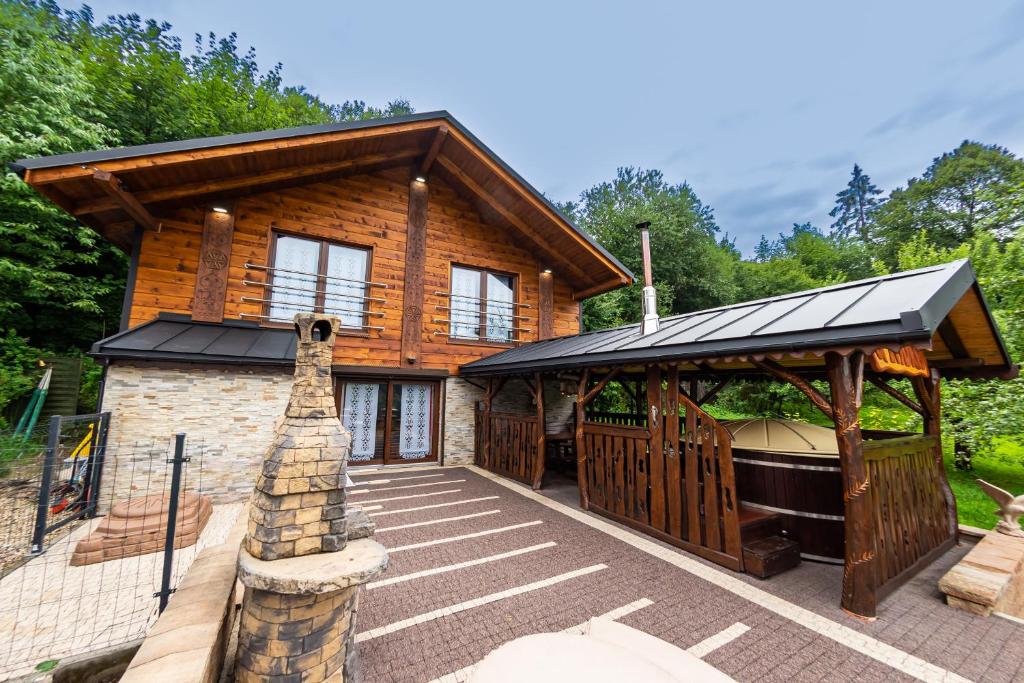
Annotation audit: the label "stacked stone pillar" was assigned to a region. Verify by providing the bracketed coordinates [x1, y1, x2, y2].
[236, 314, 387, 682]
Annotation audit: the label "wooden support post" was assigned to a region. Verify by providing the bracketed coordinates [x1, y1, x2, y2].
[91, 169, 161, 232]
[538, 270, 554, 340]
[646, 364, 666, 532]
[192, 203, 235, 323]
[418, 125, 449, 177]
[913, 370, 958, 539]
[481, 378, 493, 469]
[696, 376, 731, 407]
[665, 364, 682, 538]
[532, 372, 546, 490]
[867, 376, 924, 415]
[825, 351, 877, 619]
[401, 173, 428, 367]
[575, 369, 591, 509]
[753, 359, 835, 422]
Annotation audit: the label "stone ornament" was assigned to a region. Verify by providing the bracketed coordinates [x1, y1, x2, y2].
[977, 479, 1024, 538]
[245, 314, 351, 560]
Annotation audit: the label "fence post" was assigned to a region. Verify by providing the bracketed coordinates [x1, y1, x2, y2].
[30, 416, 62, 555]
[84, 412, 111, 518]
[156, 433, 187, 613]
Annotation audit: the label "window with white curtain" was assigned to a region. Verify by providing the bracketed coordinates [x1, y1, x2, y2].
[267, 233, 370, 328]
[449, 265, 516, 342]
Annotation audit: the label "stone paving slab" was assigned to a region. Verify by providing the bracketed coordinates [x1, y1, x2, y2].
[353, 466, 1023, 683]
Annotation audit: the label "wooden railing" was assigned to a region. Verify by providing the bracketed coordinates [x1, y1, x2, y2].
[584, 411, 646, 427]
[863, 434, 956, 598]
[482, 411, 541, 486]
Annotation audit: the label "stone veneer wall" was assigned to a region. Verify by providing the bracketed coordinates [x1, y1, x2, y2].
[101, 362, 293, 504]
[441, 377, 575, 466]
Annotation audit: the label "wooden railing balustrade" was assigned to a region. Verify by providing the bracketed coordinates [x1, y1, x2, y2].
[480, 411, 541, 486]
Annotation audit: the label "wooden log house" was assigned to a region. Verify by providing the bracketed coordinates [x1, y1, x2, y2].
[13, 113, 1018, 619]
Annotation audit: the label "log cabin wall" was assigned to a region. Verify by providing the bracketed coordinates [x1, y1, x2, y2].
[125, 167, 580, 374]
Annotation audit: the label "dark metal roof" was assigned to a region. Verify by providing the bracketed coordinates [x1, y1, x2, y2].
[460, 259, 1015, 376]
[11, 111, 632, 282]
[91, 314, 296, 365]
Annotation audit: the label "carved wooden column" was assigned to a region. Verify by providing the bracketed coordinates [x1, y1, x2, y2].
[532, 372, 546, 490]
[913, 369, 958, 539]
[538, 271, 554, 340]
[646, 364, 665, 532]
[401, 175, 428, 367]
[192, 203, 235, 323]
[575, 369, 590, 509]
[825, 351, 877, 619]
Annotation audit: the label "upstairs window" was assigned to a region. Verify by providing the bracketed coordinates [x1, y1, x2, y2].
[267, 233, 371, 329]
[449, 265, 516, 343]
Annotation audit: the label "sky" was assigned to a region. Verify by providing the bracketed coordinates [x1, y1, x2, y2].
[79, 0, 1024, 255]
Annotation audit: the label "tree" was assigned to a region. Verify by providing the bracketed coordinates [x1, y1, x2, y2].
[830, 164, 883, 241]
[562, 167, 736, 330]
[872, 141, 1024, 267]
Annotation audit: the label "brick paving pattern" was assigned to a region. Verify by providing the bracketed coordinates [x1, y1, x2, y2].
[353, 466, 1024, 683]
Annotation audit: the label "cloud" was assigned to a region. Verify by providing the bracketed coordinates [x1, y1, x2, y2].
[968, 3, 1024, 63]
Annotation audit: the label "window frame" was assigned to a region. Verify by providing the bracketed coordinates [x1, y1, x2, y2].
[446, 263, 520, 347]
[263, 231, 374, 334]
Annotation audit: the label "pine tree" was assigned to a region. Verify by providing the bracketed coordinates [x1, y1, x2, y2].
[829, 164, 883, 241]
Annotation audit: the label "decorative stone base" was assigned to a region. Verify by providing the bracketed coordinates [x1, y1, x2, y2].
[236, 538, 388, 682]
[939, 532, 1024, 617]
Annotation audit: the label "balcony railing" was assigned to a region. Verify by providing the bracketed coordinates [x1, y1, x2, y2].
[240, 262, 387, 331]
[430, 291, 532, 343]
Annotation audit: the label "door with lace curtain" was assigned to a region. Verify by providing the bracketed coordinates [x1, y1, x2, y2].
[336, 378, 440, 465]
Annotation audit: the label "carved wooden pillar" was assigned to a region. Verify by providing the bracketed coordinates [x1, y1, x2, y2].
[538, 271, 554, 340]
[575, 369, 590, 509]
[913, 369, 958, 540]
[401, 174, 428, 367]
[192, 203, 235, 323]
[646, 364, 665, 532]
[481, 378, 493, 470]
[532, 372, 546, 490]
[825, 351, 877, 619]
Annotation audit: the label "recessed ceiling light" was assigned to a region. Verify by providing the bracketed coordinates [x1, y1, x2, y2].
[543, 268, 553, 274]
[415, 175, 427, 183]
[212, 206, 229, 214]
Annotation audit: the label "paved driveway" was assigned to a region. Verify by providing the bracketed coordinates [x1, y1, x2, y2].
[351, 466, 1023, 683]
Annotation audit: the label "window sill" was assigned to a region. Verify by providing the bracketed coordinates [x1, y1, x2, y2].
[446, 337, 518, 349]
[260, 321, 372, 338]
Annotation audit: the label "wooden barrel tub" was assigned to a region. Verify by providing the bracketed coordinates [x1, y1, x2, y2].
[724, 419, 845, 563]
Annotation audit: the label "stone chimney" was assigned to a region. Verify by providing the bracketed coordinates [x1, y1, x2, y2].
[637, 222, 660, 336]
[244, 313, 351, 560]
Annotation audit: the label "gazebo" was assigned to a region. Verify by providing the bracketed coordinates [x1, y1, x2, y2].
[459, 258, 1017, 619]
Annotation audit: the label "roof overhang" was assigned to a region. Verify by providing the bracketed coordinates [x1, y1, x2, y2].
[13, 111, 632, 297]
[460, 259, 1018, 381]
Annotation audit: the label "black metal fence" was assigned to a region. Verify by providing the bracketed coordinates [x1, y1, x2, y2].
[0, 424, 230, 679]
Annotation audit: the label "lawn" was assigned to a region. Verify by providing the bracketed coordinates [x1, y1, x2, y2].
[945, 437, 1024, 530]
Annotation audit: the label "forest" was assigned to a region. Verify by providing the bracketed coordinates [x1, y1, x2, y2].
[1, 1, 1021, 523]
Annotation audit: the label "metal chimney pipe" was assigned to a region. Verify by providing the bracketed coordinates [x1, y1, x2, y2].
[636, 222, 660, 335]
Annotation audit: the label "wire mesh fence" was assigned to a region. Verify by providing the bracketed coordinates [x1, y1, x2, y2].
[0, 422, 243, 680]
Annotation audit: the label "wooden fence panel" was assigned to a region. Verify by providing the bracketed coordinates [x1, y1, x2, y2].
[864, 434, 955, 598]
[479, 412, 539, 486]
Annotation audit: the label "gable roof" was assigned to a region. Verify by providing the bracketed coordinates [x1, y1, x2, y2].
[461, 259, 1017, 380]
[12, 111, 632, 296]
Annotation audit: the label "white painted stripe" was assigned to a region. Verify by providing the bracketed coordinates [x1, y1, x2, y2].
[367, 542, 557, 590]
[350, 479, 465, 495]
[995, 611, 1024, 625]
[353, 474, 446, 486]
[359, 489, 462, 505]
[470, 465, 970, 683]
[356, 564, 607, 643]
[375, 510, 500, 533]
[388, 521, 543, 553]
[368, 496, 499, 517]
[686, 622, 751, 658]
[429, 597, 654, 683]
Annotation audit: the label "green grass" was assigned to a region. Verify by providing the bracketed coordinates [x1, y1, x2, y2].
[945, 438, 1024, 530]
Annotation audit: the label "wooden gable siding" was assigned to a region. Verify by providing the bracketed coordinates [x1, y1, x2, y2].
[127, 167, 580, 373]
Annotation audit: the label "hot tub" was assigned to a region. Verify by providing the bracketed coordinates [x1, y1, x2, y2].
[724, 418, 844, 563]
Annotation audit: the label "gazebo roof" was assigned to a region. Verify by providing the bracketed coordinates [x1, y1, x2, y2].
[461, 259, 1016, 380]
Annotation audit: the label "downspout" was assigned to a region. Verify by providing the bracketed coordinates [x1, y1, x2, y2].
[637, 222, 660, 335]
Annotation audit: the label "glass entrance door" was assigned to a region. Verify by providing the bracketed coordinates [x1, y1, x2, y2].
[338, 379, 439, 465]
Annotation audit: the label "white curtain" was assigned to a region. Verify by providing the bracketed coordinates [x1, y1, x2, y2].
[324, 244, 369, 328]
[486, 273, 514, 342]
[398, 384, 432, 459]
[342, 383, 379, 461]
[450, 267, 480, 339]
[269, 236, 319, 321]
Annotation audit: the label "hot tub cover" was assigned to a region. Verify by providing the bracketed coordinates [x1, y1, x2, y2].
[722, 418, 839, 456]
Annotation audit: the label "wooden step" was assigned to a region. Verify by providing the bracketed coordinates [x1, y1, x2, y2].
[743, 535, 801, 579]
[738, 504, 781, 543]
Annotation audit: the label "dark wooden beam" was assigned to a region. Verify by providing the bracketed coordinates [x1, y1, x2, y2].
[825, 351, 877, 619]
[400, 172, 428, 367]
[696, 376, 731, 407]
[866, 375, 924, 415]
[575, 368, 591, 509]
[191, 203, 236, 323]
[538, 270, 554, 340]
[937, 318, 969, 359]
[418, 125, 448, 177]
[646, 364, 666, 531]
[77, 150, 420, 215]
[930, 358, 984, 368]
[751, 359, 834, 422]
[572, 278, 629, 301]
[91, 170, 161, 232]
[582, 367, 622, 406]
